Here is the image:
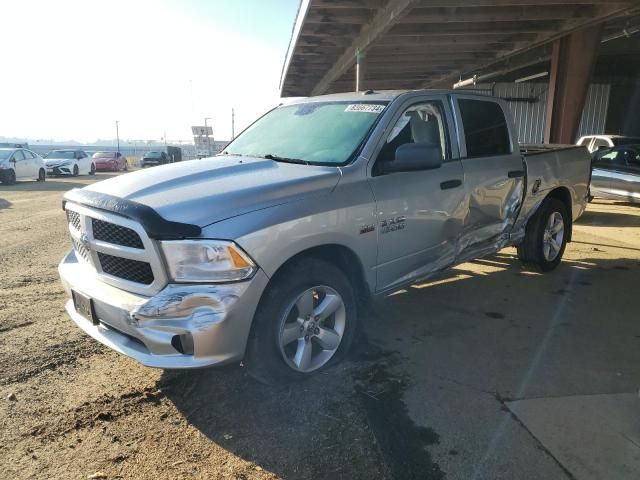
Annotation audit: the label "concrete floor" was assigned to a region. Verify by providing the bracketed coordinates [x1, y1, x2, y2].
[367, 199, 640, 479]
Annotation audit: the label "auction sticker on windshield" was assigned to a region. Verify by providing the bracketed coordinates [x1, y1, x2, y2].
[345, 104, 385, 113]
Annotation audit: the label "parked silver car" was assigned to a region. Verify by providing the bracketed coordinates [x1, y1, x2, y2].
[590, 144, 640, 203]
[58, 90, 590, 382]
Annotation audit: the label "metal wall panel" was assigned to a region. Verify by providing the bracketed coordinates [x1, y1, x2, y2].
[577, 83, 611, 138]
[460, 82, 610, 144]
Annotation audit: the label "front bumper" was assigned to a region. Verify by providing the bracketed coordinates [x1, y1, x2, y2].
[46, 165, 72, 175]
[95, 164, 117, 171]
[58, 249, 269, 368]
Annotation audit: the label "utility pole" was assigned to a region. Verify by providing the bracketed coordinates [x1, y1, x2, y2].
[231, 108, 235, 140]
[115, 120, 120, 153]
[204, 117, 212, 156]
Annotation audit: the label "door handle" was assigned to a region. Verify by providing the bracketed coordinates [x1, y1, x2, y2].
[508, 170, 525, 178]
[440, 179, 462, 190]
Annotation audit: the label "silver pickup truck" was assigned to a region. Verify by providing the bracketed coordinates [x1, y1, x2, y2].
[59, 90, 590, 382]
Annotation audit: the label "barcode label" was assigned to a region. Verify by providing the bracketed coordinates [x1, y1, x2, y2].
[345, 104, 385, 114]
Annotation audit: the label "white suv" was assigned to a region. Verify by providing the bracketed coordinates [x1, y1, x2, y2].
[577, 134, 640, 153]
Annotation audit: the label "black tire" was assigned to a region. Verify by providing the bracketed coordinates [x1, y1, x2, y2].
[37, 169, 45, 182]
[517, 197, 569, 272]
[2, 170, 16, 185]
[245, 257, 358, 384]
[73, 164, 79, 176]
[89, 163, 96, 175]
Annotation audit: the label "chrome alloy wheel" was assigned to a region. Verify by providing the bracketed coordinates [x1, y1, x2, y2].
[278, 285, 346, 373]
[543, 211, 564, 261]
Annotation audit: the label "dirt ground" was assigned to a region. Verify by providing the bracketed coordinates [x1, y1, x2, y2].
[1, 174, 638, 480]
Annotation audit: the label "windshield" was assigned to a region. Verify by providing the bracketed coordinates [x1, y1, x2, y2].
[145, 152, 162, 158]
[45, 150, 75, 159]
[224, 101, 388, 165]
[0, 150, 13, 160]
[93, 152, 114, 158]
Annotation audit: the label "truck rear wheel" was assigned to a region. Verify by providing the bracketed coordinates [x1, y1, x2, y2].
[517, 197, 569, 272]
[245, 257, 357, 384]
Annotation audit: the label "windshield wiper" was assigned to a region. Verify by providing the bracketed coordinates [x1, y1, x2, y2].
[262, 154, 310, 165]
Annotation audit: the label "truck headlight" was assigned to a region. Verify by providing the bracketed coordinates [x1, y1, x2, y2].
[160, 240, 256, 283]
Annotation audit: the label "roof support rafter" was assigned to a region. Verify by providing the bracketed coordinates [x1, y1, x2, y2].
[421, 2, 639, 88]
[310, 0, 420, 95]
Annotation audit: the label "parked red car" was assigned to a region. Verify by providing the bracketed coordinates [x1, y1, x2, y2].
[93, 151, 128, 172]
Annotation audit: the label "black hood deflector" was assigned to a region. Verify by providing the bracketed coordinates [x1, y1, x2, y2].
[63, 189, 201, 239]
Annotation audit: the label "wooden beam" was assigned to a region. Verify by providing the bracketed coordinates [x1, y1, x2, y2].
[305, 8, 374, 25]
[421, 2, 638, 88]
[417, 0, 630, 6]
[293, 51, 495, 65]
[400, 5, 595, 24]
[312, 0, 386, 8]
[544, 25, 602, 143]
[369, 44, 515, 55]
[310, 0, 420, 95]
[300, 24, 363, 37]
[388, 21, 565, 36]
[296, 35, 355, 47]
[376, 33, 539, 46]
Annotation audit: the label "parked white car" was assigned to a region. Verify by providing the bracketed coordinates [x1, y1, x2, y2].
[44, 149, 95, 176]
[0, 147, 46, 184]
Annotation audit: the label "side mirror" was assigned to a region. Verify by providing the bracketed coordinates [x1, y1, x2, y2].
[383, 143, 443, 173]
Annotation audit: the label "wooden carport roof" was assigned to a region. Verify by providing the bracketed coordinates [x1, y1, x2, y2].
[280, 0, 640, 97]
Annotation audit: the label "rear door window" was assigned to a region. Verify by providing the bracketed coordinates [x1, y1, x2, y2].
[458, 99, 511, 158]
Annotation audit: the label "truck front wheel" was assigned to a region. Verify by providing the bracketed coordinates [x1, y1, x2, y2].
[517, 197, 569, 272]
[245, 257, 357, 384]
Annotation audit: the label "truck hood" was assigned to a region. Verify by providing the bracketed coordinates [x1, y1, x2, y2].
[83, 156, 341, 227]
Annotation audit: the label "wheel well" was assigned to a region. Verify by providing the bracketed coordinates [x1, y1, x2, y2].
[269, 245, 371, 305]
[546, 187, 573, 241]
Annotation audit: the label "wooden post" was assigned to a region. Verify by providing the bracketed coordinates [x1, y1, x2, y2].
[544, 25, 602, 144]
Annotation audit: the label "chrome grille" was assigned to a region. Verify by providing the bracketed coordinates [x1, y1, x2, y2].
[72, 237, 91, 262]
[64, 203, 167, 295]
[92, 218, 143, 249]
[97, 253, 154, 285]
[67, 210, 81, 231]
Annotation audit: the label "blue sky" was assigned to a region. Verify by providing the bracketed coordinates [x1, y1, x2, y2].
[0, 0, 301, 142]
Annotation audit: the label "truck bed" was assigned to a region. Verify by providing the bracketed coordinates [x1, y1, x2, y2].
[512, 144, 591, 237]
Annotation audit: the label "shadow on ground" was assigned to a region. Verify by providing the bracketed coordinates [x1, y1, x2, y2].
[160, 249, 639, 480]
[577, 208, 640, 228]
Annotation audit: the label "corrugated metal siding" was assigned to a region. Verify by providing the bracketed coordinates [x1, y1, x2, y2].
[577, 84, 610, 138]
[460, 82, 610, 143]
